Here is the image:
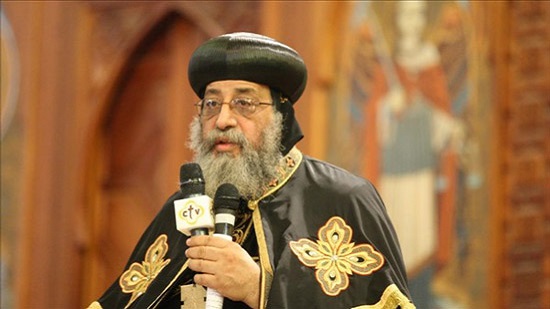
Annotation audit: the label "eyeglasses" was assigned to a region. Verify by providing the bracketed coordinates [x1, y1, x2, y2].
[195, 98, 273, 118]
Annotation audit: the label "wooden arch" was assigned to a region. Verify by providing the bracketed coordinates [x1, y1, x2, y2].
[80, 4, 227, 303]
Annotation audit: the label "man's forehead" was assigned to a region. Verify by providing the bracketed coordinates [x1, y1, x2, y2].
[204, 80, 270, 94]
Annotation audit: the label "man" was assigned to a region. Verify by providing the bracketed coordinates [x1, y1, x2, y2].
[88, 32, 414, 309]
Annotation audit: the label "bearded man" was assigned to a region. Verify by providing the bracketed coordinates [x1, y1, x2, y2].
[88, 32, 414, 309]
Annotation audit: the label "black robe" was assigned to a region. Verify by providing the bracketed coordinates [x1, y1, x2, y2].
[88, 148, 415, 309]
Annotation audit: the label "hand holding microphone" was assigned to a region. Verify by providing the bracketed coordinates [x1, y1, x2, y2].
[185, 183, 261, 309]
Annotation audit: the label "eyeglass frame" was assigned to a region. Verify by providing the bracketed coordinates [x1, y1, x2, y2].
[194, 97, 274, 119]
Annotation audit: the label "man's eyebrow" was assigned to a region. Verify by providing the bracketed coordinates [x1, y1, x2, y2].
[204, 87, 259, 96]
[233, 87, 258, 95]
[204, 88, 221, 95]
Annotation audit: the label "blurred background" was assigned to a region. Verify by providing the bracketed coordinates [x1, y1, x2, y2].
[1, 1, 548, 308]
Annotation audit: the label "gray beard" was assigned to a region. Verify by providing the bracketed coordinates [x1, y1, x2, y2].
[188, 112, 284, 200]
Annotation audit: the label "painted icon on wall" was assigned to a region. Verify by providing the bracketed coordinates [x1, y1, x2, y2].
[329, 1, 485, 307]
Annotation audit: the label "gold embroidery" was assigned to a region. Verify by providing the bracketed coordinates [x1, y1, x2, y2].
[268, 178, 279, 187]
[251, 147, 303, 308]
[289, 216, 385, 296]
[351, 284, 416, 309]
[233, 211, 253, 244]
[253, 207, 274, 309]
[86, 301, 103, 309]
[251, 147, 303, 208]
[285, 156, 295, 167]
[119, 234, 171, 308]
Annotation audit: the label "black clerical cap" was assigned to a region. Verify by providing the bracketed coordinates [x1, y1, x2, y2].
[188, 32, 307, 104]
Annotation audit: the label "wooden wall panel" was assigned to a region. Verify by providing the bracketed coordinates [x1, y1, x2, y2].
[504, 2, 550, 308]
[11, 2, 88, 308]
[4, 1, 260, 308]
[491, 1, 550, 308]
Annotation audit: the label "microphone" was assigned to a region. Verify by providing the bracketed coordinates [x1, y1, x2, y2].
[174, 163, 214, 236]
[213, 183, 240, 238]
[205, 183, 241, 309]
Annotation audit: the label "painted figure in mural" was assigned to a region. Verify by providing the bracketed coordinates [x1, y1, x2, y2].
[88, 32, 415, 308]
[356, 1, 465, 308]
[378, 0, 454, 300]
[325, 1, 468, 307]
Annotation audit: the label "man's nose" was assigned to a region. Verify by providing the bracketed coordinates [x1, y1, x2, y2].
[215, 104, 237, 130]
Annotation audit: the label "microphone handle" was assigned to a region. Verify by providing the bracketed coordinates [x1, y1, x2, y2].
[205, 233, 232, 309]
[205, 287, 224, 309]
[214, 223, 234, 236]
[190, 228, 209, 236]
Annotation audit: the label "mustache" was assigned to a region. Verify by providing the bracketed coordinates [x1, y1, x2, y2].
[201, 128, 250, 151]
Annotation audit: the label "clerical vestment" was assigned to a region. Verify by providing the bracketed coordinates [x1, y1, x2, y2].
[88, 148, 414, 309]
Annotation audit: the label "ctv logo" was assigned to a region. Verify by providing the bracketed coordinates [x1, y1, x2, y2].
[174, 195, 213, 235]
[179, 201, 205, 224]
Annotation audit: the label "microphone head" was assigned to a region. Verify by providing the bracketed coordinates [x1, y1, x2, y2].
[179, 163, 205, 197]
[214, 183, 240, 215]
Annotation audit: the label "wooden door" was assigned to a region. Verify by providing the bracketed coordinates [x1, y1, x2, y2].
[82, 14, 202, 302]
[80, 3, 261, 304]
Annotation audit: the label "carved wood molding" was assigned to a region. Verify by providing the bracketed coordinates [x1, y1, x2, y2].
[85, 1, 260, 127]
[499, 1, 550, 308]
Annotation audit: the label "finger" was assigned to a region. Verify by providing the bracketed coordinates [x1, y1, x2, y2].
[188, 258, 217, 274]
[186, 235, 210, 247]
[193, 273, 217, 290]
[187, 235, 232, 248]
[185, 245, 209, 260]
[186, 246, 226, 260]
